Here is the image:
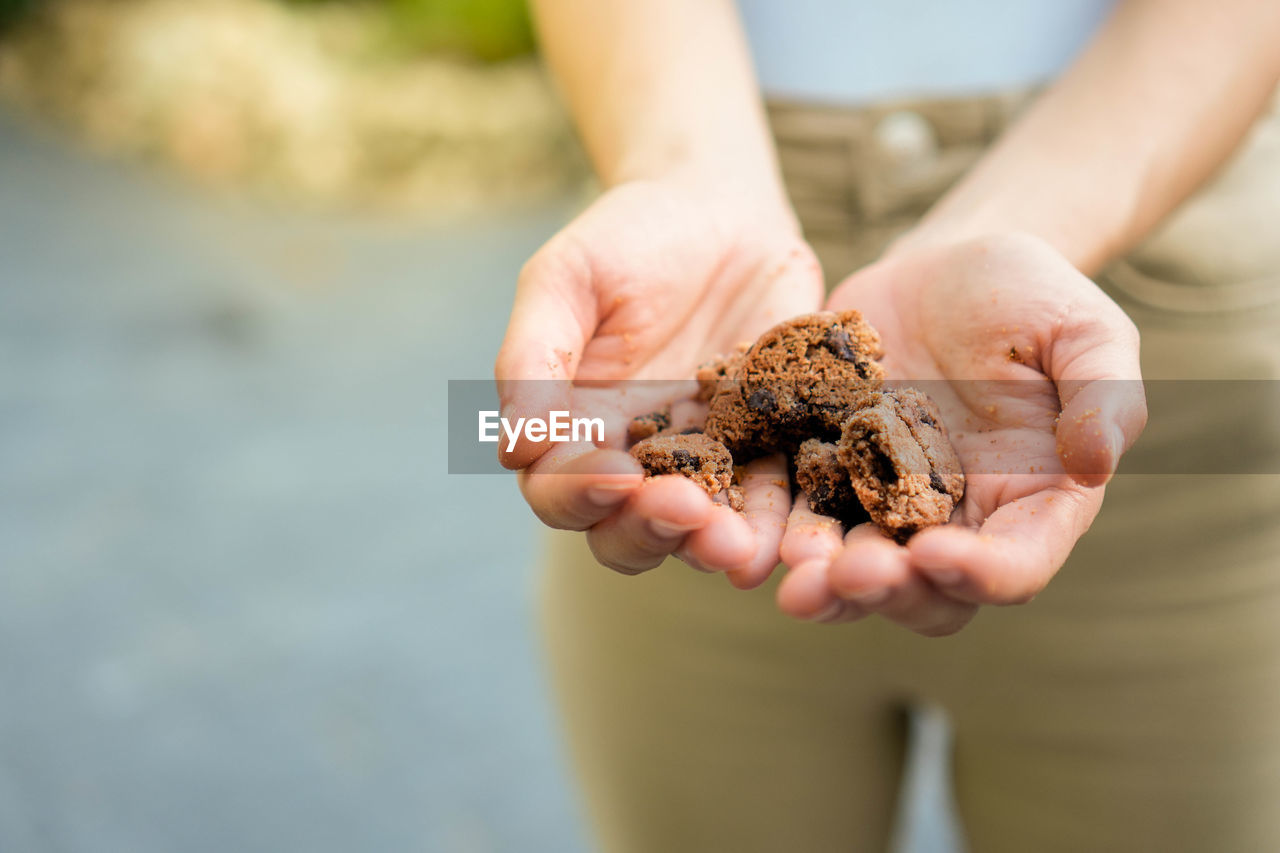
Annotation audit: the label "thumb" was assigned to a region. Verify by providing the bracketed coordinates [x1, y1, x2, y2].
[494, 247, 598, 470]
[1048, 298, 1147, 487]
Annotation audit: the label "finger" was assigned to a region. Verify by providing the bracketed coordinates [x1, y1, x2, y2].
[726, 454, 790, 590]
[676, 505, 757, 573]
[1056, 377, 1148, 487]
[776, 556, 868, 624]
[779, 494, 846, 570]
[875, 580, 978, 637]
[907, 485, 1100, 605]
[518, 443, 644, 530]
[827, 523, 911, 604]
[776, 496, 859, 622]
[668, 397, 710, 433]
[495, 246, 596, 470]
[829, 525, 977, 636]
[585, 475, 714, 575]
[1046, 296, 1146, 487]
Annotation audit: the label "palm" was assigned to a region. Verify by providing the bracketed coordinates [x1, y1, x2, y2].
[831, 236, 1090, 535]
[545, 181, 823, 384]
[782, 234, 1146, 624]
[497, 178, 825, 582]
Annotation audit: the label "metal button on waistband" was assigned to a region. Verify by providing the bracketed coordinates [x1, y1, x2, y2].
[873, 110, 938, 170]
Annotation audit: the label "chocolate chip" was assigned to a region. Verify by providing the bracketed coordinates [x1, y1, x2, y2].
[671, 449, 699, 469]
[746, 388, 777, 413]
[917, 409, 936, 427]
[821, 327, 858, 362]
[868, 444, 899, 486]
[628, 408, 673, 443]
[822, 333, 873, 379]
[929, 470, 946, 493]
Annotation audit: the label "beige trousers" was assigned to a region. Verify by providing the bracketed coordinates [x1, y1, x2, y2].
[539, 93, 1280, 853]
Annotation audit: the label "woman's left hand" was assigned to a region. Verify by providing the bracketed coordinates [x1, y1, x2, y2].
[776, 233, 1147, 636]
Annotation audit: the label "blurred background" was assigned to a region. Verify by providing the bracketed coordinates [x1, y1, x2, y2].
[0, 2, 957, 850]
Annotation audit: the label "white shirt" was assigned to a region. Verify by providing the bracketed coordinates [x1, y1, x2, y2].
[738, 0, 1115, 104]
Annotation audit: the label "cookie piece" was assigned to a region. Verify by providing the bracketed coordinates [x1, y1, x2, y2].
[694, 343, 750, 403]
[627, 407, 672, 444]
[888, 388, 966, 500]
[630, 432, 734, 498]
[794, 438, 868, 526]
[705, 311, 885, 458]
[837, 389, 964, 542]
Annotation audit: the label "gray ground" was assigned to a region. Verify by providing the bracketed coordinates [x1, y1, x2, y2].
[0, 108, 958, 852]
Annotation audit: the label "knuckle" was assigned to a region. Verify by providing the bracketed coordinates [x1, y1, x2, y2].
[1122, 313, 1141, 343]
[521, 487, 587, 532]
[493, 344, 516, 381]
[517, 245, 557, 288]
[519, 235, 590, 293]
[993, 578, 1045, 606]
[528, 504, 572, 531]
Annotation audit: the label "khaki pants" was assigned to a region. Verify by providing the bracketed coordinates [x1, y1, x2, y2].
[539, 93, 1280, 853]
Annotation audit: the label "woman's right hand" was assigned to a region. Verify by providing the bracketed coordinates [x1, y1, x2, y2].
[495, 177, 823, 585]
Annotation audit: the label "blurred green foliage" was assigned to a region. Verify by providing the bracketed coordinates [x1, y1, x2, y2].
[387, 0, 534, 61]
[0, 0, 534, 60]
[0, 0, 38, 32]
[289, 0, 535, 61]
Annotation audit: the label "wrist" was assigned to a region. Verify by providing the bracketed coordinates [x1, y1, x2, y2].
[615, 148, 794, 220]
[886, 201, 1121, 277]
[611, 156, 800, 238]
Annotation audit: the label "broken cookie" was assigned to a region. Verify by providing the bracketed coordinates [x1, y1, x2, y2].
[630, 432, 734, 499]
[837, 389, 964, 542]
[794, 438, 868, 526]
[626, 406, 672, 443]
[705, 311, 885, 457]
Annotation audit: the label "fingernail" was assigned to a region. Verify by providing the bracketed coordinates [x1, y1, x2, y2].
[675, 549, 711, 573]
[810, 600, 844, 622]
[649, 518, 698, 539]
[585, 483, 632, 507]
[926, 569, 961, 586]
[1108, 425, 1126, 466]
[846, 587, 891, 606]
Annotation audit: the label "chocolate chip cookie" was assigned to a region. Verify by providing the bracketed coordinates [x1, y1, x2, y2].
[837, 388, 965, 542]
[694, 343, 750, 403]
[705, 311, 885, 457]
[630, 432, 734, 498]
[794, 438, 868, 526]
[626, 406, 672, 443]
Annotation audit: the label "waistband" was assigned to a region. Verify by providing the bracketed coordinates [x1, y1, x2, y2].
[765, 90, 1037, 278]
[766, 91, 1035, 233]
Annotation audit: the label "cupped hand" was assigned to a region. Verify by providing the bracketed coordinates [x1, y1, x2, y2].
[777, 233, 1147, 635]
[496, 178, 823, 582]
